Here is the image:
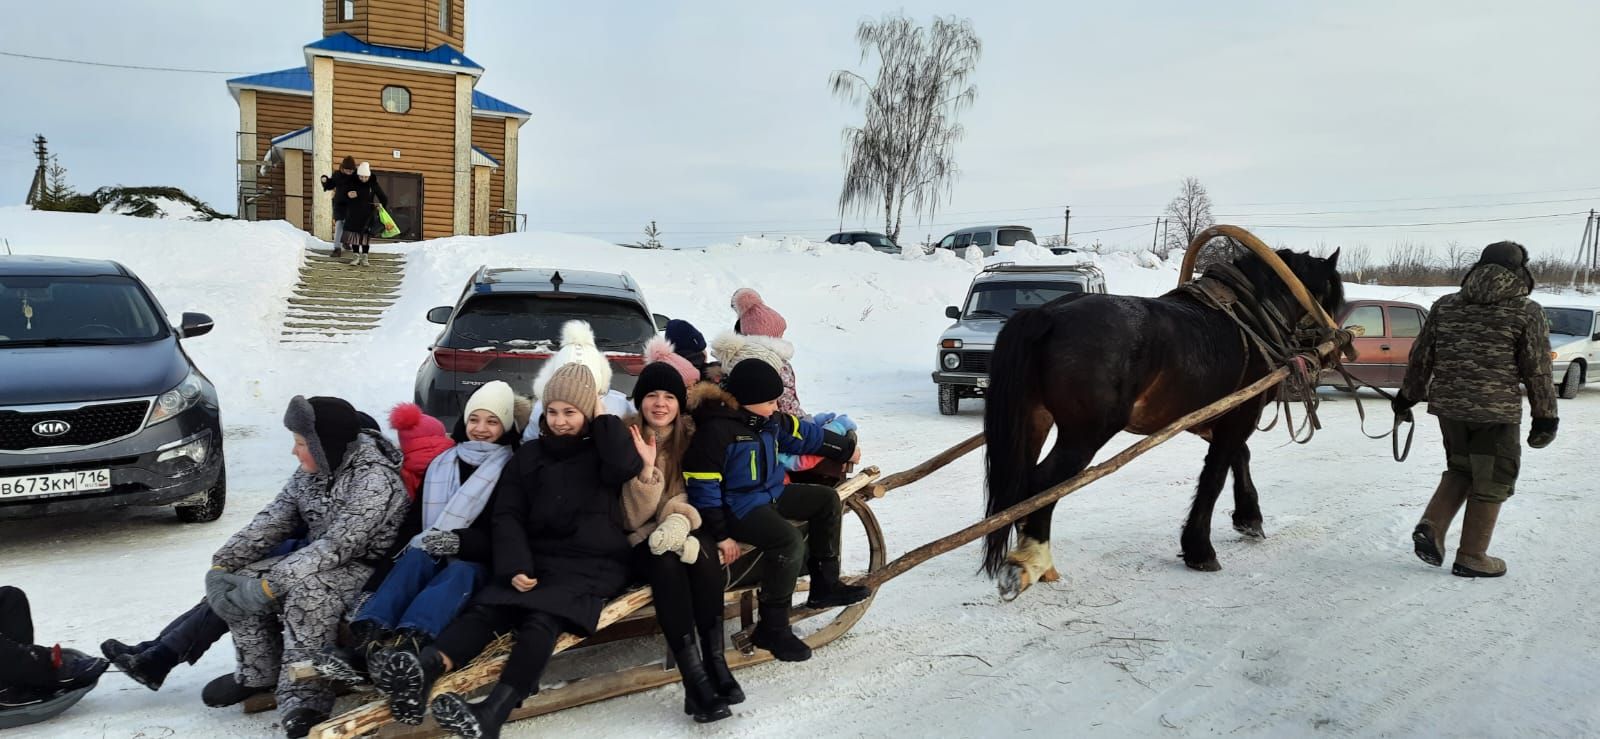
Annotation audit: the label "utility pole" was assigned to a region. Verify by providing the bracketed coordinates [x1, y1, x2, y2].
[1151, 217, 1161, 252]
[25, 135, 48, 207]
[1063, 206, 1071, 244]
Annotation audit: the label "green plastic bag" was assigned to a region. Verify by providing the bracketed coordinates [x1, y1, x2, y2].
[376, 205, 401, 239]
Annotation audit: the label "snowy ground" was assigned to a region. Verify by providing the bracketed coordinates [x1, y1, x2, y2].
[1, 209, 1597, 738]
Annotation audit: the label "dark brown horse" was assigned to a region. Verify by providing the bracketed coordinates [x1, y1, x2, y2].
[981, 248, 1344, 599]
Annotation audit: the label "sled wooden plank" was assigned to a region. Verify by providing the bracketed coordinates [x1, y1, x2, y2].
[309, 468, 880, 739]
[869, 433, 984, 498]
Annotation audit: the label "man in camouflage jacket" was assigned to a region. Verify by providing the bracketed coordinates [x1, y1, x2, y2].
[1394, 241, 1558, 579]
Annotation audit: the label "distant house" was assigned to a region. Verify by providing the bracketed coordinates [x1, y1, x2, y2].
[226, 0, 529, 240]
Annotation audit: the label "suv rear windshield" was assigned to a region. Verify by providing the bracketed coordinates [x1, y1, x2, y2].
[0, 275, 167, 346]
[855, 234, 895, 249]
[998, 228, 1036, 247]
[1545, 307, 1594, 337]
[963, 281, 1083, 319]
[449, 294, 655, 350]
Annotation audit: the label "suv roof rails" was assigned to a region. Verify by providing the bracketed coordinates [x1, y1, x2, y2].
[982, 262, 1104, 277]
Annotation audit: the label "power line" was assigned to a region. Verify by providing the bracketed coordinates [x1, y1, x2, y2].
[0, 50, 240, 75]
[1246, 211, 1587, 230]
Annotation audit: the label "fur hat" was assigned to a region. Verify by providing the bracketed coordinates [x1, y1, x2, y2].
[532, 320, 613, 404]
[284, 395, 366, 475]
[389, 403, 454, 499]
[464, 380, 516, 432]
[724, 357, 785, 406]
[541, 363, 599, 419]
[357, 162, 372, 177]
[644, 337, 700, 389]
[1465, 240, 1534, 293]
[710, 331, 793, 374]
[663, 319, 707, 357]
[339, 155, 356, 171]
[731, 288, 787, 338]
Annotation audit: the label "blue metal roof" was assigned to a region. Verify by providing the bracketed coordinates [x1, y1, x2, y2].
[472, 90, 529, 117]
[305, 32, 482, 70]
[226, 66, 312, 93]
[471, 146, 501, 166]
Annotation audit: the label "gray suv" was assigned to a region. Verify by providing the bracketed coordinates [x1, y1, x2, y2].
[933, 263, 1107, 415]
[415, 267, 667, 422]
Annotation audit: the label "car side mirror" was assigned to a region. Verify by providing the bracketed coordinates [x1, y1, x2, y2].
[426, 306, 452, 325]
[653, 313, 670, 332]
[945, 306, 960, 320]
[179, 312, 214, 339]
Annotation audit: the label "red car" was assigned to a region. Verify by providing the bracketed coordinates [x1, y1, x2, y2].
[1319, 299, 1429, 389]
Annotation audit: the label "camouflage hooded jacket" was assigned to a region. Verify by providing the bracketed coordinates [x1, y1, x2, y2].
[1399, 263, 1557, 424]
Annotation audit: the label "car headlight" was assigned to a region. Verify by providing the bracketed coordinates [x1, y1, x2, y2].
[942, 352, 962, 370]
[156, 431, 213, 471]
[148, 371, 210, 425]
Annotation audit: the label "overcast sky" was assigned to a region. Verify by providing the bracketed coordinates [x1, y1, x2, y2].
[3, 1, 1598, 256]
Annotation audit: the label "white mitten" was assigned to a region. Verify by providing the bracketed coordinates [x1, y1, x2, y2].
[648, 513, 694, 562]
[679, 534, 701, 564]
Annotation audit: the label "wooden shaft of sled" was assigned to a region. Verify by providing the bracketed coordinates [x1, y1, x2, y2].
[1177, 224, 1339, 331]
[870, 432, 986, 498]
[858, 337, 1343, 591]
[310, 467, 882, 739]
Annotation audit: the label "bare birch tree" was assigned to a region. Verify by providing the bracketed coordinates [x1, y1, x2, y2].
[830, 14, 980, 243]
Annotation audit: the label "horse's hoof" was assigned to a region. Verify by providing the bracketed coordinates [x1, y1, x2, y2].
[1185, 558, 1223, 572]
[1038, 567, 1061, 583]
[1234, 522, 1266, 539]
[997, 564, 1029, 602]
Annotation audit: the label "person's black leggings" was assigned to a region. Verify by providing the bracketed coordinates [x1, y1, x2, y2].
[725, 484, 842, 606]
[633, 536, 723, 650]
[433, 604, 568, 699]
[0, 585, 54, 688]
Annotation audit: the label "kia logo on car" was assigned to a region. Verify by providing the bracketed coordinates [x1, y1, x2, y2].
[32, 420, 71, 438]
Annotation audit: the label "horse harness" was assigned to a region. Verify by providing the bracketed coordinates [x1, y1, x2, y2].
[1176, 263, 1414, 461]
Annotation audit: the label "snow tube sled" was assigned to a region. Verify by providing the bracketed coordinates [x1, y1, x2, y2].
[0, 649, 102, 730]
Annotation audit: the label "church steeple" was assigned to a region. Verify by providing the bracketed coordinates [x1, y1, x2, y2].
[323, 0, 465, 52]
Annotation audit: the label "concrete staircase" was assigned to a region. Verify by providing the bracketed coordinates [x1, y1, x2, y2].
[280, 250, 406, 344]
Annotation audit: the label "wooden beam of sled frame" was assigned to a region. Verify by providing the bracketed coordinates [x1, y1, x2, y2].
[309, 467, 883, 739]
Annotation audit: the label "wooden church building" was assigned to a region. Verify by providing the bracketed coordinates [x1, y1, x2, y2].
[227, 0, 528, 240]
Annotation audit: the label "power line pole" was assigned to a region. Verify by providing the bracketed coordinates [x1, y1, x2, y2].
[25, 135, 48, 207]
[1151, 217, 1161, 253]
[1063, 206, 1071, 244]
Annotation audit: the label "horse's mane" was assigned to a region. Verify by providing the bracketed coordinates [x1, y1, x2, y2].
[1221, 246, 1345, 319]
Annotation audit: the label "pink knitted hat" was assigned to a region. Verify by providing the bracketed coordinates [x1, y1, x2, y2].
[644, 337, 700, 388]
[731, 288, 787, 339]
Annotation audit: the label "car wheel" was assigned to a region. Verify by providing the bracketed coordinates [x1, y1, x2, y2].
[176, 454, 227, 524]
[1558, 366, 1581, 400]
[938, 384, 959, 416]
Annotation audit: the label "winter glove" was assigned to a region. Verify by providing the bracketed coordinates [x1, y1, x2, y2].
[210, 574, 282, 623]
[1528, 417, 1558, 449]
[647, 513, 700, 564]
[204, 567, 237, 609]
[1391, 392, 1417, 423]
[418, 529, 461, 557]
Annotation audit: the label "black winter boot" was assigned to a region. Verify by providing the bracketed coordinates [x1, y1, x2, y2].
[698, 622, 744, 704]
[281, 706, 330, 739]
[804, 558, 872, 609]
[313, 622, 388, 685]
[113, 642, 180, 691]
[674, 642, 731, 723]
[373, 645, 446, 725]
[750, 604, 810, 662]
[431, 683, 524, 739]
[202, 673, 272, 707]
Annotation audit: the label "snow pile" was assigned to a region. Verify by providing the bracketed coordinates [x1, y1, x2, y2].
[101, 196, 209, 221]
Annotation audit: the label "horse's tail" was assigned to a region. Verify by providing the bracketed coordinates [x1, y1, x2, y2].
[982, 306, 1056, 577]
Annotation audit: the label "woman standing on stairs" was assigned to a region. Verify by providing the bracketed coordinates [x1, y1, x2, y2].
[340, 162, 388, 267]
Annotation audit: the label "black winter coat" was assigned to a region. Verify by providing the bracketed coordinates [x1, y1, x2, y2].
[474, 415, 643, 634]
[339, 176, 388, 233]
[321, 171, 358, 218]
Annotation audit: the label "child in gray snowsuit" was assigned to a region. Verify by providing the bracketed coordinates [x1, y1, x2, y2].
[202, 396, 409, 738]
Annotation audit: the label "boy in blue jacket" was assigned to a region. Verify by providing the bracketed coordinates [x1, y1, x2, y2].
[682, 359, 868, 662]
